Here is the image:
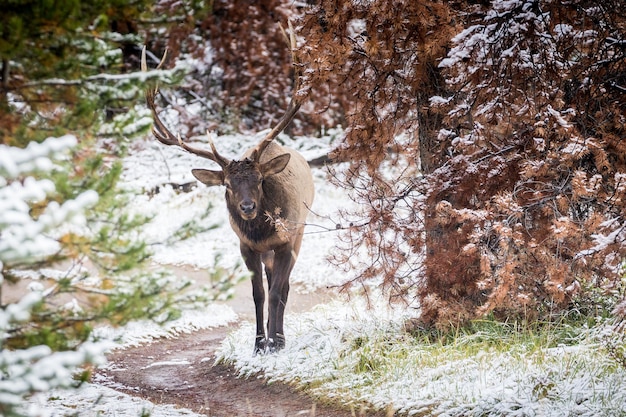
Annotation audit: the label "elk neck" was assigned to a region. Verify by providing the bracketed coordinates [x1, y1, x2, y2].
[226, 176, 292, 245]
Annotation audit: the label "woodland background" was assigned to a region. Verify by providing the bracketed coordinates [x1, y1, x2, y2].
[1, 0, 625, 414]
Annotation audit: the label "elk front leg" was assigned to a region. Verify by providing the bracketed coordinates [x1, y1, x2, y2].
[261, 251, 275, 335]
[241, 244, 266, 354]
[267, 245, 296, 352]
[272, 231, 303, 350]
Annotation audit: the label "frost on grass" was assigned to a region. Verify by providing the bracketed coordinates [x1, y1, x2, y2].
[218, 298, 626, 417]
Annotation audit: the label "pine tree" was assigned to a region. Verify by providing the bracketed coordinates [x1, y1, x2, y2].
[0, 132, 223, 416]
[0, 3, 233, 413]
[0, 137, 103, 415]
[0, 0, 189, 145]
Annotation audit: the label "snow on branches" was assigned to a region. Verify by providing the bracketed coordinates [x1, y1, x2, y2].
[421, 0, 626, 326]
[0, 136, 106, 417]
[0, 136, 98, 267]
[301, 0, 625, 328]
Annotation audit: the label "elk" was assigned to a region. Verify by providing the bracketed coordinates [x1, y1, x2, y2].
[141, 37, 314, 354]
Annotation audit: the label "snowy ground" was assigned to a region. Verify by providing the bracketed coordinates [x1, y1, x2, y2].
[28, 130, 353, 416]
[28, 131, 626, 417]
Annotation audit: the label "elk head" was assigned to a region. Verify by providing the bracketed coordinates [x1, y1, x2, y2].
[141, 28, 301, 222]
[191, 153, 291, 221]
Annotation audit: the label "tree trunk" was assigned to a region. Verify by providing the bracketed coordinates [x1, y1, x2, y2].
[0, 58, 8, 110]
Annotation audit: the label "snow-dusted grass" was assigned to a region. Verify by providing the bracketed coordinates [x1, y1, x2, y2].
[94, 304, 238, 348]
[218, 299, 626, 416]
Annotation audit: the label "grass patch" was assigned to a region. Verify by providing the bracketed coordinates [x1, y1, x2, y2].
[218, 298, 626, 416]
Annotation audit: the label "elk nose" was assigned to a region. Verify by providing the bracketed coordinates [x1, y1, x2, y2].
[240, 201, 256, 215]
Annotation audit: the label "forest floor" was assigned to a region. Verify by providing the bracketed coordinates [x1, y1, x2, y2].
[95, 266, 386, 417]
[98, 326, 386, 417]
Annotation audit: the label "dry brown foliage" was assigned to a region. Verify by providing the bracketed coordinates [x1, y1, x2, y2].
[149, 0, 324, 135]
[156, 0, 625, 328]
[201, 0, 295, 131]
[417, 0, 626, 326]
[300, 0, 626, 327]
[299, 0, 458, 170]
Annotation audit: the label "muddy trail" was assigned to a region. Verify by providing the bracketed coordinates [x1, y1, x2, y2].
[96, 266, 387, 417]
[97, 327, 385, 417]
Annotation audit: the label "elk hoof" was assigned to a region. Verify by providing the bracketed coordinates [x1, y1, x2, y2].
[253, 335, 267, 355]
[267, 333, 286, 353]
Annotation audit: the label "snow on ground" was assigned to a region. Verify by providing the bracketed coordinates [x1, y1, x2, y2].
[28, 131, 626, 417]
[28, 383, 205, 417]
[93, 304, 238, 348]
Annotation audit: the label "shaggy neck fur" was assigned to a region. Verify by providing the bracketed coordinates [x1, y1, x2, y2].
[226, 177, 291, 244]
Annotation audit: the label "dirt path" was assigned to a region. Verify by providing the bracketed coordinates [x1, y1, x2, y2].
[96, 266, 386, 417]
[98, 327, 379, 417]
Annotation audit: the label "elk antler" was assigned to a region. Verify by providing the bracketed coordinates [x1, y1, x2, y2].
[141, 46, 230, 168]
[252, 20, 304, 161]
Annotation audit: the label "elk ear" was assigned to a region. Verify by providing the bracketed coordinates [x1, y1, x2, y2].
[192, 169, 224, 187]
[261, 153, 291, 177]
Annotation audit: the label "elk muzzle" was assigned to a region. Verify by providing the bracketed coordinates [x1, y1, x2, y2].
[239, 199, 258, 219]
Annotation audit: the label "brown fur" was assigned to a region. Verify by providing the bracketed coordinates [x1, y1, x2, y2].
[142, 42, 312, 352]
[193, 141, 314, 353]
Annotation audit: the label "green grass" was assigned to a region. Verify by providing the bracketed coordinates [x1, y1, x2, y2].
[221, 297, 626, 416]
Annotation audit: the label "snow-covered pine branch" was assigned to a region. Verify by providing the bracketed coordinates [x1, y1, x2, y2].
[0, 136, 106, 417]
[0, 136, 98, 267]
